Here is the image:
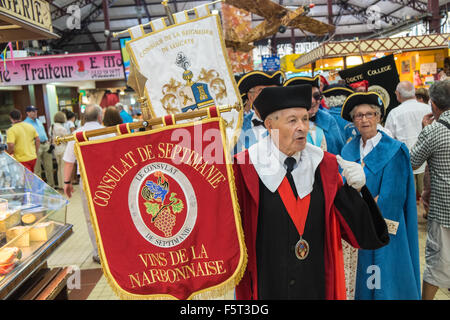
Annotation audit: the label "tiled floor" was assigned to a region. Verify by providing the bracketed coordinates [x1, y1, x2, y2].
[47, 184, 450, 300]
[47, 185, 119, 300]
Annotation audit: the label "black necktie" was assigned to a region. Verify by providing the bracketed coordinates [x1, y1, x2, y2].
[284, 157, 298, 198]
[252, 119, 264, 127]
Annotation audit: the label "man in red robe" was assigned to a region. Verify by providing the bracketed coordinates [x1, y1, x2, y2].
[233, 84, 389, 300]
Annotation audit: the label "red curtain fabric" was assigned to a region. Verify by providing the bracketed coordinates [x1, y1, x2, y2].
[100, 92, 120, 108]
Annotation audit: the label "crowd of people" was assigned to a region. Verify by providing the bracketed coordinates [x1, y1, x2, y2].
[5, 102, 136, 192]
[4, 72, 450, 300]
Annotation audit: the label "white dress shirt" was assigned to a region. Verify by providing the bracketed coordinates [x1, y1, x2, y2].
[248, 135, 324, 199]
[360, 132, 382, 162]
[63, 121, 115, 174]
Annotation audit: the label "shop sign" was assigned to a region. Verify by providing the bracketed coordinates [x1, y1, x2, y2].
[0, 0, 52, 32]
[0, 51, 124, 86]
[262, 55, 280, 72]
[420, 62, 437, 75]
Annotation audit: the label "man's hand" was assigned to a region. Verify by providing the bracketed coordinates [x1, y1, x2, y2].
[421, 190, 430, 213]
[64, 182, 73, 198]
[422, 113, 434, 128]
[336, 155, 366, 191]
[63, 161, 75, 198]
[7, 143, 14, 155]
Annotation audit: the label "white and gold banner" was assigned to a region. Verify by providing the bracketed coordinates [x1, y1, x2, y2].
[126, 9, 243, 149]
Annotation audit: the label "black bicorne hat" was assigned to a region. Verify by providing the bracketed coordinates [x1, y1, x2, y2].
[253, 84, 312, 121]
[341, 92, 386, 122]
[237, 70, 284, 98]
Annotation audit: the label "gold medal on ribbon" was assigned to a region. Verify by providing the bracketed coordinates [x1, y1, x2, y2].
[295, 237, 309, 260]
[278, 177, 312, 261]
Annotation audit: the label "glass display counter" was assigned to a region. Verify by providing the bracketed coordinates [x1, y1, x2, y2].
[0, 151, 73, 299]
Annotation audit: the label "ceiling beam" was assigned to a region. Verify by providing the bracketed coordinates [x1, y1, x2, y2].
[51, 0, 118, 49]
[142, 0, 154, 22]
[51, 0, 100, 20]
[387, 0, 428, 13]
[327, 0, 333, 26]
[61, 31, 375, 49]
[74, 20, 369, 36]
[134, 0, 144, 24]
[102, 0, 112, 50]
[364, 12, 430, 39]
[86, 29, 102, 51]
[335, 0, 403, 26]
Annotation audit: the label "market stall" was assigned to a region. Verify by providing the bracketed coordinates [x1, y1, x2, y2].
[293, 33, 450, 85]
[0, 151, 72, 300]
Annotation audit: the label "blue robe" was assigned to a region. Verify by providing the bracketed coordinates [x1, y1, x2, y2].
[341, 131, 421, 300]
[314, 108, 345, 155]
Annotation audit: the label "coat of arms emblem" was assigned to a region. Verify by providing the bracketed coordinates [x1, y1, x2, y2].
[160, 52, 227, 114]
[141, 171, 184, 237]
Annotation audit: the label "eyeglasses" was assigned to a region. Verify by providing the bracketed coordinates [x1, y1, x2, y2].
[312, 93, 322, 101]
[353, 112, 376, 121]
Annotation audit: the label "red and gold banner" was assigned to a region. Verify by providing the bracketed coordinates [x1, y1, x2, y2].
[74, 112, 246, 299]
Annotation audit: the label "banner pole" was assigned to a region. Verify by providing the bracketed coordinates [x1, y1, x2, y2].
[162, 0, 175, 26]
[55, 104, 239, 145]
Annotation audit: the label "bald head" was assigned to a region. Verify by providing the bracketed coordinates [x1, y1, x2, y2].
[396, 81, 415, 102]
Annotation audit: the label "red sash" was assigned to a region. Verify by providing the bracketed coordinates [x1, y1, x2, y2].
[277, 177, 311, 237]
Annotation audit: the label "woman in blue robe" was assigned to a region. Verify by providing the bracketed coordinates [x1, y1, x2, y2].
[340, 92, 421, 300]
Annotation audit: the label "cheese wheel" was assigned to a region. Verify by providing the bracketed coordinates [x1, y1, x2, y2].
[22, 213, 36, 225]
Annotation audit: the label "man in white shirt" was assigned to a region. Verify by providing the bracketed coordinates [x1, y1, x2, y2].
[385, 81, 431, 198]
[63, 104, 114, 264]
